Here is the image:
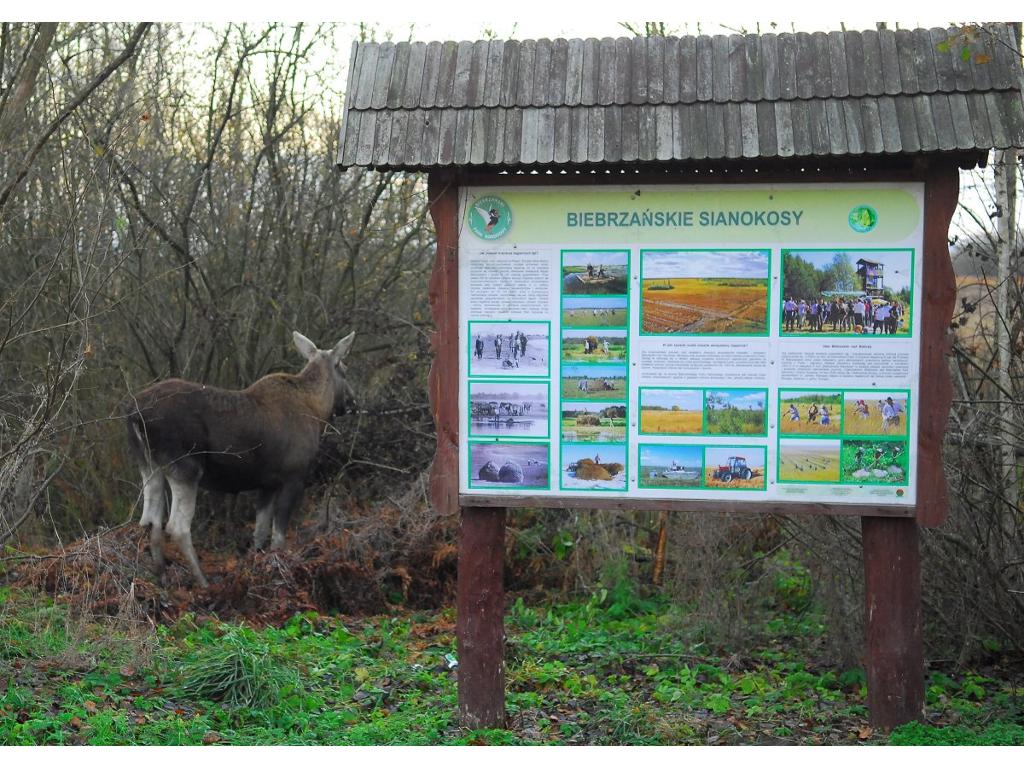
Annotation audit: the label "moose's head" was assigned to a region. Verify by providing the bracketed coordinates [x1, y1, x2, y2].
[292, 330, 357, 416]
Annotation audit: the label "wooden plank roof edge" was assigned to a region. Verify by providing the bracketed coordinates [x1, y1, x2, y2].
[346, 25, 1015, 51]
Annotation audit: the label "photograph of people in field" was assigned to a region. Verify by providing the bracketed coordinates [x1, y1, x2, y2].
[639, 388, 702, 435]
[843, 392, 909, 437]
[561, 364, 627, 401]
[469, 381, 549, 439]
[639, 444, 702, 489]
[703, 447, 767, 490]
[562, 443, 627, 491]
[562, 251, 628, 295]
[469, 442, 549, 490]
[780, 249, 912, 337]
[778, 390, 842, 436]
[840, 439, 909, 485]
[641, 249, 769, 335]
[561, 329, 627, 363]
[778, 439, 841, 483]
[704, 389, 767, 436]
[561, 402, 627, 443]
[562, 296, 628, 328]
[469, 321, 549, 377]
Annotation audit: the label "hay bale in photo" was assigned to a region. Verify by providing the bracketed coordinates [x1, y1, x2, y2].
[498, 461, 524, 483]
[575, 463, 612, 481]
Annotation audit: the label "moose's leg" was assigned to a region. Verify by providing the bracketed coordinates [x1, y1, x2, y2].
[253, 488, 274, 551]
[166, 475, 209, 589]
[270, 480, 304, 550]
[140, 467, 167, 579]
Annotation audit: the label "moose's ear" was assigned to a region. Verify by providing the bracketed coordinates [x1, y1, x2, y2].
[331, 332, 356, 362]
[293, 331, 319, 361]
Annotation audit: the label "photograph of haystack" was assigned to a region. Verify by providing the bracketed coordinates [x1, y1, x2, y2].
[561, 401, 627, 443]
[468, 380, 549, 438]
[469, 442, 549, 490]
[641, 250, 769, 335]
[561, 329, 627, 363]
[779, 439, 842, 484]
[639, 388, 703, 435]
[562, 296, 628, 328]
[843, 391, 909, 437]
[561, 443, 626, 491]
[703, 447, 767, 490]
[468, 321, 549, 377]
[704, 389, 767, 436]
[840, 439, 909, 485]
[781, 250, 913, 336]
[639, 444, 702, 489]
[561, 363, 627, 401]
[779, 390, 843, 436]
[561, 251, 629, 295]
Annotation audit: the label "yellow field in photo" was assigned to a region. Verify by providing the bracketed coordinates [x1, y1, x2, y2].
[640, 409, 702, 434]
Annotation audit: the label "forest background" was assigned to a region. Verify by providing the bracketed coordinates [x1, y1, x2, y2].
[0, 21, 1021, 685]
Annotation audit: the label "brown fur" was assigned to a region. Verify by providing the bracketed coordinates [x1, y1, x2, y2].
[123, 331, 356, 588]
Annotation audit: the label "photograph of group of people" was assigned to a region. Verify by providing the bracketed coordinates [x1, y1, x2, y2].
[468, 321, 550, 377]
[781, 295, 907, 335]
[780, 249, 913, 337]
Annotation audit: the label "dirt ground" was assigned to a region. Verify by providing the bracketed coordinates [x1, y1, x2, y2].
[3, 509, 460, 626]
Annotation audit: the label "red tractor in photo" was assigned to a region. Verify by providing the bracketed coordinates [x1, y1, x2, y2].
[712, 456, 758, 483]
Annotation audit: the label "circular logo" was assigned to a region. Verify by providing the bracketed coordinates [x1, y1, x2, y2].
[468, 196, 512, 240]
[849, 205, 878, 233]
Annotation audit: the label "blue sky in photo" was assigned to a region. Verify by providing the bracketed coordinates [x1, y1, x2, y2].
[563, 251, 628, 268]
[562, 443, 626, 465]
[563, 296, 627, 310]
[643, 250, 769, 279]
[640, 444, 702, 467]
[641, 389, 702, 411]
[563, 329, 626, 339]
[705, 446, 766, 470]
[784, 249, 912, 292]
[562, 364, 627, 379]
[707, 389, 766, 410]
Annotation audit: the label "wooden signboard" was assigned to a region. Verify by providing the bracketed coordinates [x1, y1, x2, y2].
[428, 164, 959, 730]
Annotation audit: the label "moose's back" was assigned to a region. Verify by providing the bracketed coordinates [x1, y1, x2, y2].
[123, 379, 320, 494]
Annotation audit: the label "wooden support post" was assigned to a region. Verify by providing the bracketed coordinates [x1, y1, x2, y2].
[862, 515, 924, 730]
[457, 505, 506, 729]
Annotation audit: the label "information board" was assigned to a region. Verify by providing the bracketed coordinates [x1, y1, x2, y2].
[458, 183, 923, 506]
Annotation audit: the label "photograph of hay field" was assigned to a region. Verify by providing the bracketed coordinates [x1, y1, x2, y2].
[703, 447, 767, 490]
[562, 251, 629, 295]
[639, 444, 702, 489]
[778, 439, 841, 483]
[840, 439, 909, 485]
[561, 402, 627, 443]
[779, 391, 842, 436]
[843, 392, 909, 437]
[468, 321, 549, 377]
[562, 443, 627, 491]
[641, 250, 769, 335]
[705, 389, 767, 436]
[561, 329, 627, 363]
[469, 442, 549, 489]
[561, 364, 627, 401]
[562, 296, 628, 328]
[639, 388, 702, 435]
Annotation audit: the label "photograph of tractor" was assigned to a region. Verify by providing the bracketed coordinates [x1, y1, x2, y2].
[711, 455, 758, 483]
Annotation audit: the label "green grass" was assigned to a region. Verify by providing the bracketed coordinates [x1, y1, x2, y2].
[0, 582, 1020, 745]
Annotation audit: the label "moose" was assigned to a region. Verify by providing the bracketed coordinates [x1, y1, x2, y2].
[123, 331, 356, 588]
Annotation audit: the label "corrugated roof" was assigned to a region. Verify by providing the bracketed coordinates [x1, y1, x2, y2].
[337, 25, 1024, 170]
